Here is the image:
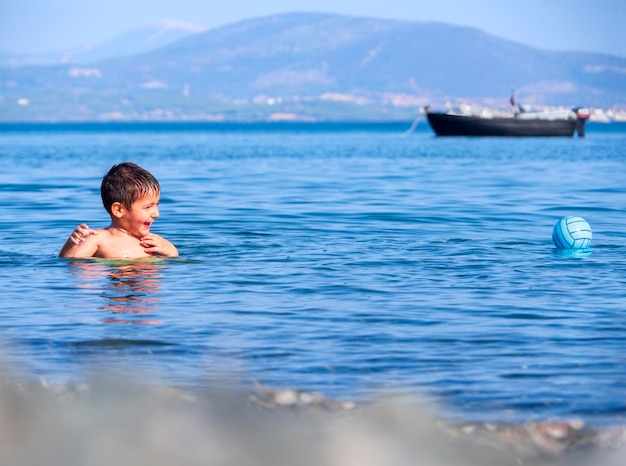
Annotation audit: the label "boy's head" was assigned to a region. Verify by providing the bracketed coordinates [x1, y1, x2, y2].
[101, 162, 160, 215]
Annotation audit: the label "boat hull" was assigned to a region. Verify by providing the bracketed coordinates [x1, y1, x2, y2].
[426, 112, 580, 137]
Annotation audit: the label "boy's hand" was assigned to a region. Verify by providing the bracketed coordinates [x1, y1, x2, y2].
[140, 233, 178, 258]
[59, 223, 99, 258]
[69, 223, 98, 245]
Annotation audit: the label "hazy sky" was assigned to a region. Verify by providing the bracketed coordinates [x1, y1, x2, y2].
[1, 0, 624, 57]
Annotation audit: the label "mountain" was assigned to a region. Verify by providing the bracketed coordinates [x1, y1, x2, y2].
[0, 20, 206, 67]
[1, 12, 625, 122]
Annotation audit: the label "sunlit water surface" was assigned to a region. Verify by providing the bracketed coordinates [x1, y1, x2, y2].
[1, 122, 625, 426]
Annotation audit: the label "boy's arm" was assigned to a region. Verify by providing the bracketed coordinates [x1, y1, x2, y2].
[140, 233, 179, 258]
[58, 224, 99, 258]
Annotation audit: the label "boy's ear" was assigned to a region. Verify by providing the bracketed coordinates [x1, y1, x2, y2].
[111, 202, 124, 218]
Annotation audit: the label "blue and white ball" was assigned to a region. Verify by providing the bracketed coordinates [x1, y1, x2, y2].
[552, 216, 592, 250]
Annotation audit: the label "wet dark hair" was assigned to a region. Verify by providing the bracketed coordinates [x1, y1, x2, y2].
[101, 162, 160, 215]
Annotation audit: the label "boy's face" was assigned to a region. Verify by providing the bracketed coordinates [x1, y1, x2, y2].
[115, 190, 160, 238]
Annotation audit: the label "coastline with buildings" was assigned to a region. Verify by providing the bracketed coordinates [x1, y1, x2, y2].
[5, 90, 626, 123]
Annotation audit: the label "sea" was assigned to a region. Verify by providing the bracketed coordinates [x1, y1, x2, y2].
[0, 121, 625, 434]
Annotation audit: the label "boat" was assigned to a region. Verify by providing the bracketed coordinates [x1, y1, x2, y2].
[424, 98, 590, 137]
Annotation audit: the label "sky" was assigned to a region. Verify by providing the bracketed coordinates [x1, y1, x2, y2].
[1, 0, 624, 57]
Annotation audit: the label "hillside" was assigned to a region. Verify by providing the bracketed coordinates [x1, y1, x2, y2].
[1, 12, 625, 122]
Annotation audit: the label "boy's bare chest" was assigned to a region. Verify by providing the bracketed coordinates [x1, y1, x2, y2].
[96, 233, 150, 259]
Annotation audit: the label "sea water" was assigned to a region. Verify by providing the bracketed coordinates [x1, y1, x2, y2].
[0, 122, 625, 427]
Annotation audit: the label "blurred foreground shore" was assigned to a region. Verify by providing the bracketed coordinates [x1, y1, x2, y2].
[1, 371, 625, 466]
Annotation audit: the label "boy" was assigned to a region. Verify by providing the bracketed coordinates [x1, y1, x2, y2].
[59, 162, 178, 259]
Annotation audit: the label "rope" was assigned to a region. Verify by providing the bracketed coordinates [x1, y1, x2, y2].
[402, 107, 426, 136]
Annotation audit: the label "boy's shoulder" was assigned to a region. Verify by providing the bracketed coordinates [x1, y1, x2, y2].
[94, 227, 115, 236]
